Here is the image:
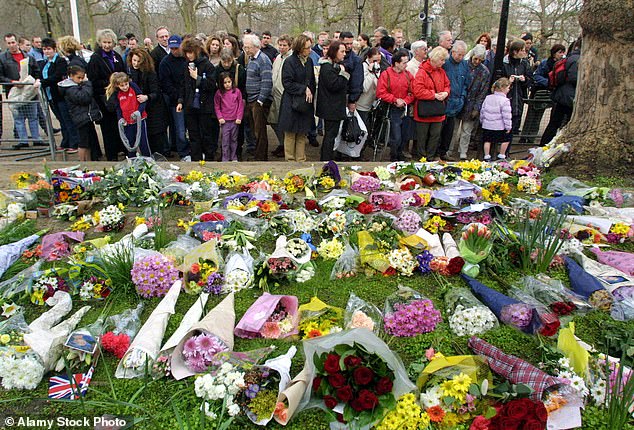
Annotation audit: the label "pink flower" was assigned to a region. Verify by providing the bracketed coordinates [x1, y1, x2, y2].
[261, 322, 282, 339]
[425, 347, 436, 361]
[183, 337, 198, 358]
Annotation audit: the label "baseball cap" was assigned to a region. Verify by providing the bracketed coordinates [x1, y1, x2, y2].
[168, 35, 182, 48]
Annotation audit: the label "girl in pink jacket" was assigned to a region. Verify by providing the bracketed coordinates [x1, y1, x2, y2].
[480, 78, 512, 161]
[214, 72, 244, 162]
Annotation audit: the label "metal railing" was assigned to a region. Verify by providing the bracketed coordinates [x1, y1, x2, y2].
[0, 82, 61, 161]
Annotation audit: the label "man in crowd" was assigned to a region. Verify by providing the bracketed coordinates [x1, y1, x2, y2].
[373, 27, 388, 47]
[0, 33, 43, 149]
[270, 34, 293, 157]
[243, 34, 273, 161]
[143, 37, 153, 50]
[313, 31, 329, 57]
[28, 36, 45, 61]
[407, 40, 427, 77]
[392, 28, 406, 50]
[159, 34, 189, 161]
[260, 31, 279, 61]
[123, 36, 138, 62]
[114, 36, 127, 56]
[151, 26, 170, 73]
[438, 31, 453, 51]
[438, 40, 470, 160]
[340, 31, 363, 116]
[521, 33, 538, 69]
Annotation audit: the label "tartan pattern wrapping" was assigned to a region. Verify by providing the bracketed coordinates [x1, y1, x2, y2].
[468, 336, 560, 400]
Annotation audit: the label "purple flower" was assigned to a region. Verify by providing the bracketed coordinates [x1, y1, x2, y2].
[131, 255, 180, 298]
[384, 299, 441, 337]
[500, 303, 533, 329]
[416, 251, 434, 274]
[204, 272, 224, 294]
[245, 383, 260, 399]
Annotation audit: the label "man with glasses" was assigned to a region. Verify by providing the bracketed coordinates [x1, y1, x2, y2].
[151, 27, 170, 74]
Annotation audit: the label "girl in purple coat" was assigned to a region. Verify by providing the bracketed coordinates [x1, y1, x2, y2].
[214, 72, 244, 161]
[480, 78, 512, 161]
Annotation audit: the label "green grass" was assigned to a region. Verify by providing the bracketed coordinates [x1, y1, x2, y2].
[1, 174, 634, 429]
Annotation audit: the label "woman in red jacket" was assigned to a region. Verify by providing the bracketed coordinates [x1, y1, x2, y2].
[412, 46, 450, 160]
[376, 51, 415, 161]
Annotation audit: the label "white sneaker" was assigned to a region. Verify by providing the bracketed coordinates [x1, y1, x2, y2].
[483, 155, 491, 161]
[459, 153, 467, 160]
[181, 156, 191, 162]
[497, 154, 506, 160]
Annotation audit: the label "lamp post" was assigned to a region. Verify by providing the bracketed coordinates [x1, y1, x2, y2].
[355, 0, 366, 36]
[44, 0, 53, 37]
[491, 0, 511, 84]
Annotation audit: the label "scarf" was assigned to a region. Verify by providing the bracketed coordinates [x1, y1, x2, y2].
[42, 54, 58, 100]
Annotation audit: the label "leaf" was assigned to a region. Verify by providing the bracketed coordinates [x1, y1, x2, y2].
[484, 405, 498, 419]
[469, 383, 481, 397]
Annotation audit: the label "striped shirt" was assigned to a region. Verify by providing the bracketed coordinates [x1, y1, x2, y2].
[245, 50, 273, 103]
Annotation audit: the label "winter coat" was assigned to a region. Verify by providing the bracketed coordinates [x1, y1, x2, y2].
[214, 88, 244, 121]
[86, 47, 125, 99]
[158, 53, 187, 107]
[357, 60, 380, 112]
[316, 59, 350, 121]
[376, 66, 414, 106]
[501, 56, 533, 118]
[178, 56, 216, 115]
[533, 57, 556, 89]
[412, 60, 451, 123]
[106, 81, 147, 123]
[58, 79, 101, 127]
[459, 61, 490, 120]
[150, 45, 169, 74]
[128, 67, 168, 134]
[0, 49, 41, 94]
[551, 51, 579, 108]
[268, 50, 292, 124]
[38, 54, 68, 103]
[66, 53, 87, 70]
[342, 50, 363, 103]
[443, 56, 471, 117]
[480, 92, 512, 131]
[215, 62, 247, 96]
[278, 53, 316, 134]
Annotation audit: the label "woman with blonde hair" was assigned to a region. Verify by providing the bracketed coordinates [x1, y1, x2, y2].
[86, 28, 125, 160]
[57, 35, 87, 68]
[126, 48, 168, 155]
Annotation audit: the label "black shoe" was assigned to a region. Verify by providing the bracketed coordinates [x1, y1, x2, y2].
[272, 146, 284, 157]
[308, 137, 319, 147]
[33, 141, 48, 147]
[12, 143, 29, 149]
[53, 128, 61, 134]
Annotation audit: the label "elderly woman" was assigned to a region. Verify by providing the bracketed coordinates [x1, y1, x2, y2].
[452, 44, 490, 160]
[87, 28, 125, 160]
[412, 46, 450, 160]
[316, 40, 350, 161]
[501, 38, 533, 136]
[126, 48, 168, 155]
[57, 36, 87, 69]
[277, 34, 316, 162]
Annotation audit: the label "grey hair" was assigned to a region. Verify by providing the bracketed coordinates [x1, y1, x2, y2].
[453, 40, 467, 52]
[96, 28, 117, 44]
[410, 40, 427, 51]
[438, 30, 452, 42]
[471, 44, 486, 59]
[302, 31, 315, 42]
[374, 26, 388, 37]
[220, 48, 234, 62]
[243, 34, 260, 48]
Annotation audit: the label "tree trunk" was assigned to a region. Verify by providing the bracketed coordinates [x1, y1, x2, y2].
[178, 0, 198, 34]
[558, 0, 634, 177]
[82, 0, 97, 41]
[136, 0, 150, 37]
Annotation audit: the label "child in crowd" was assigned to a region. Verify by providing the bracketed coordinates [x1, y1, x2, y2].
[58, 66, 101, 161]
[480, 77, 512, 161]
[214, 72, 244, 162]
[105, 72, 150, 158]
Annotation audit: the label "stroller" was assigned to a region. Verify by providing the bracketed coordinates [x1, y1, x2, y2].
[365, 99, 391, 161]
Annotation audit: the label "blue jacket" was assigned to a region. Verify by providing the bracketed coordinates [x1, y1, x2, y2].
[443, 56, 470, 117]
[533, 57, 555, 89]
[342, 50, 363, 104]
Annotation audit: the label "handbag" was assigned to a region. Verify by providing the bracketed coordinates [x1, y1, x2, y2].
[416, 70, 446, 118]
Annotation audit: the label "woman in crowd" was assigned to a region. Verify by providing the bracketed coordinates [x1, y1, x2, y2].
[278, 34, 316, 162]
[205, 36, 222, 67]
[501, 38, 533, 136]
[57, 36, 87, 69]
[87, 28, 125, 160]
[222, 36, 241, 61]
[357, 47, 381, 128]
[412, 46, 450, 160]
[39, 37, 80, 153]
[126, 47, 168, 155]
[316, 40, 349, 161]
[176, 38, 218, 162]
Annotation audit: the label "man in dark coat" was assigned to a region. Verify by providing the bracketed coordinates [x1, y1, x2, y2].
[339, 32, 363, 114]
[150, 27, 170, 74]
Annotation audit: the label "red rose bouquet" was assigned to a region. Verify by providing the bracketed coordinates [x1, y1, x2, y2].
[488, 398, 548, 430]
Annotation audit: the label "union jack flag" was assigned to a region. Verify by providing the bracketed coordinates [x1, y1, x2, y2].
[48, 366, 94, 400]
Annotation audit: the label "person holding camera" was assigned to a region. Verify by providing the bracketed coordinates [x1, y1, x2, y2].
[356, 47, 381, 128]
[501, 39, 533, 137]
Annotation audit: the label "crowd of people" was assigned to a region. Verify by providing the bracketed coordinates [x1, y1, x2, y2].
[0, 26, 581, 162]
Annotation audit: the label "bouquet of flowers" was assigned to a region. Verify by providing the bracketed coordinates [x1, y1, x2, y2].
[191, 212, 228, 242]
[386, 248, 418, 276]
[508, 287, 561, 337]
[289, 262, 316, 283]
[322, 209, 346, 236]
[458, 223, 493, 277]
[287, 209, 319, 233]
[182, 239, 222, 294]
[383, 286, 442, 337]
[445, 287, 498, 337]
[40, 231, 84, 261]
[375, 393, 431, 430]
[401, 190, 432, 208]
[393, 210, 422, 235]
[222, 251, 254, 294]
[101, 303, 144, 360]
[564, 256, 614, 311]
[131, 254, 180, 298]
[350, 174, 381, 194]
[267, 212, 296, 237]
[235, 293, 298, 340]
[463, 275, 541, 334]
[369, 192, 402, 212]
[29, 269, 71, 305]
[518, 275, 592, 316]
[223, 192, 257, 214]
[90, 158, 164, 206]
[591, 247, 634, 276]
[297, 297, 344, 340]
[116, 281, 182, 379]
[330, 242, 360, 280]
[317, 237, 345, 261]
[194, 361, 245, 425]
[57, 317, 104, 371]
[78, 276, 112, 301]
[344, 292, 382, 333]
[51, 176, 86, 204]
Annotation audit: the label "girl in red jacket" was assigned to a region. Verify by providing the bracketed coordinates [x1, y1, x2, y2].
[376, 51, 415, 161]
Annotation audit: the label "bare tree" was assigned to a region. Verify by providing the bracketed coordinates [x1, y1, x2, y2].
[82, 0, 122, 40]
[24, 0, 67, 37]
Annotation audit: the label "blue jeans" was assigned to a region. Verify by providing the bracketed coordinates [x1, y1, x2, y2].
[168, 105, 189, 157]
[13, 103, 39, 145]
[388, 107, 408, 161]
[51, 100, 79, 149]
